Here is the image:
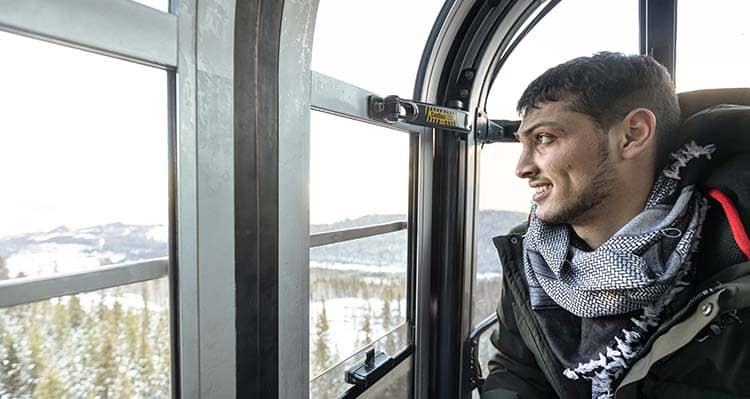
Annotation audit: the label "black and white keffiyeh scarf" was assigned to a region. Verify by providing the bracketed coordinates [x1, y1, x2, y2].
[523, 141, 716, 398]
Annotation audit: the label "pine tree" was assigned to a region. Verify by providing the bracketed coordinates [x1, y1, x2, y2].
[32, 367, 66, 399]
[68, 295, 84, 329]
[0, 319, 24, 397]
[0, 255, 9, 280]
[312, 300, 332, 376]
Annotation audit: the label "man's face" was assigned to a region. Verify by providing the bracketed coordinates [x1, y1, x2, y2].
[515, 101, 617, 225]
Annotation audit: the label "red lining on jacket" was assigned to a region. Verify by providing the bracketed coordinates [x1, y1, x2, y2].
[707, 188, 750, 260]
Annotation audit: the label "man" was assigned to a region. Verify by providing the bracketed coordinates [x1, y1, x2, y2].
[481, 52, 750, 398]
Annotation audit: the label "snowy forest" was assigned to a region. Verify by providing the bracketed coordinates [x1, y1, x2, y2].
[0, 209, 523, 398]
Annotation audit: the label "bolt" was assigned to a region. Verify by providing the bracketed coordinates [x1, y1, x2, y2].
[464, 70, 475, 80]
[373, 101, 384, 113]
[701, 303, 713, 316]
[459, 88, 469, 98]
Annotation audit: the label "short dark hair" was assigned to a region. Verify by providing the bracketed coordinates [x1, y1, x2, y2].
[516, 52, 680, 171]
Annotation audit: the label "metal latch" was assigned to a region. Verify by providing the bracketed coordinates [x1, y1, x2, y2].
[368, 95, 472, 133]
[475, 111, 521, 144]
[345, 348, 394, 389]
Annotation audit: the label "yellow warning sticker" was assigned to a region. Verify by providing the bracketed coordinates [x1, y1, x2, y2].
[426, 106, 459, 127]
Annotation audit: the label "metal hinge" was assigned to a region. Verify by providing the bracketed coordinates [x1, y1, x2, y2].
[368, 95, 472, 133]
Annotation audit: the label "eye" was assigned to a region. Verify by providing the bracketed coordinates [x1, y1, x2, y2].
[535, 133, 554, 145]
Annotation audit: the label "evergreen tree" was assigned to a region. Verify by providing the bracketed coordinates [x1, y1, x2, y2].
[0, 255, 9, 280]
[68, 295, 84, 329]
[52, 301, 69, 344]
[32, 367, 66, 399]
[312, 300, 332, 376]
[0, 319, 24, 397]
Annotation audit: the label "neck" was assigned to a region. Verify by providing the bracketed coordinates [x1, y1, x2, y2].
[571, 179, 653, 250]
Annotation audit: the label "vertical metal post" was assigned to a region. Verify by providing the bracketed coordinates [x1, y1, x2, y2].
[640, 0, 677, 82]
[278, 0, 319, 398]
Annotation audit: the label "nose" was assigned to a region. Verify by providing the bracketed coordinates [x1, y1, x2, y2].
[515, 147, 539, 179]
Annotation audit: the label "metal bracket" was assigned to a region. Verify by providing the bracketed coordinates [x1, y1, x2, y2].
[368, 95, 472, 133]
[344, 348, 394, 389]
[475, 111, 521, 144]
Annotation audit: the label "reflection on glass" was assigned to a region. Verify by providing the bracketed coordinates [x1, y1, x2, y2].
[312, 0, 445, 97]
[310, 111, 408, 225]
[310, 230, 407, 378]
[0, 33, 168, 281]
[486, 0, 639, 119]
[472, 144, 528, 326]
[676, 0, 750, 92]
[310, 323, 409, 399]
[0, 278, 170, 398]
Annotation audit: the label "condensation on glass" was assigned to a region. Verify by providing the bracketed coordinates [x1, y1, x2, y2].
[0, 278, 170, 398]
[311, 0, 445, 98]
[0, 32, 169, 281]
[675, 0, 750, 92]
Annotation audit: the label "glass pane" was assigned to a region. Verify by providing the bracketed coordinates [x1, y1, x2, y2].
[676, 0, 750, 92]
[471, 324, 497, 399]
[132, 0, 170, 13]
[486, 0, 639, 119]
[310, 323, 409, 398]
[472, 144, 528, 326]
[0, 32, 168, 281]
[312, 0, 446, 97]
[310, 230, 407, 376]
[310, 111, 408, 225]
[0, 278, 170, 398]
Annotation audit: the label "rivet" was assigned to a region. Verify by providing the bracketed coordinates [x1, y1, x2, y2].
[701, 303, 713, 316]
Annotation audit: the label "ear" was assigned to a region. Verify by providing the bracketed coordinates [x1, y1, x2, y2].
[619, 108, 656, 160]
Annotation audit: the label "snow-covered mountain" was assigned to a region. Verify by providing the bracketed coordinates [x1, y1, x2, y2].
[0, 223, 167, 279]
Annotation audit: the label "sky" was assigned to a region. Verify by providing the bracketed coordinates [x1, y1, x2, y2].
[1, 0, 749, 236]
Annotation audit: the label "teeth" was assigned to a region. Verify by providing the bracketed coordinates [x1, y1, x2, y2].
[535, 184, 552, 193]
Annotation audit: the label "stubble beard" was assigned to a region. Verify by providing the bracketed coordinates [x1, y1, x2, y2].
[540, 141, 617, 225]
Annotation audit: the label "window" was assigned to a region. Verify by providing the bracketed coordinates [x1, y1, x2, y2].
[0, 279, 170, 398]
[0, 32, 171, 397]
[474, 0, 640, 377]
[486, 0, 639, 119]
[675, 0, 750, 92]
[312, 0, 445, 98]
[309, 112, 409, 393]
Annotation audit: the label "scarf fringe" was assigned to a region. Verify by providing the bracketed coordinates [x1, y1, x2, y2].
[564, 197, 710, 398]
[663, 141, 716, 180]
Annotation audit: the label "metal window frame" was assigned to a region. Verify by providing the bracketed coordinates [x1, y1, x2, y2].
[279, 1, 318, 398]
[0, 0, 177, 68]
[311, 71, 416, 133]
[310, 221, 408, 248]
[639, 0, 677, 81]
[0, 258, 168, 309]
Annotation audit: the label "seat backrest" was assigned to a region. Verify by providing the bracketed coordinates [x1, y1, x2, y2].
[678, 87, 750, 122]
[675, 90, 750, 273]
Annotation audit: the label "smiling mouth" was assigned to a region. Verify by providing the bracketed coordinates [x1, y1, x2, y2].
[535, 184, 552, 194]
[532, 184, 552, 201]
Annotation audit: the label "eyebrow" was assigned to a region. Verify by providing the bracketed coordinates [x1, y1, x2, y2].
[515, 121, 565, 139]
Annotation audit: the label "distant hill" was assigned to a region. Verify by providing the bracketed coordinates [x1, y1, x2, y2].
[310, 210, 526, 273]
[0, 210, 525, 278]
[0, 223, 167, 278]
